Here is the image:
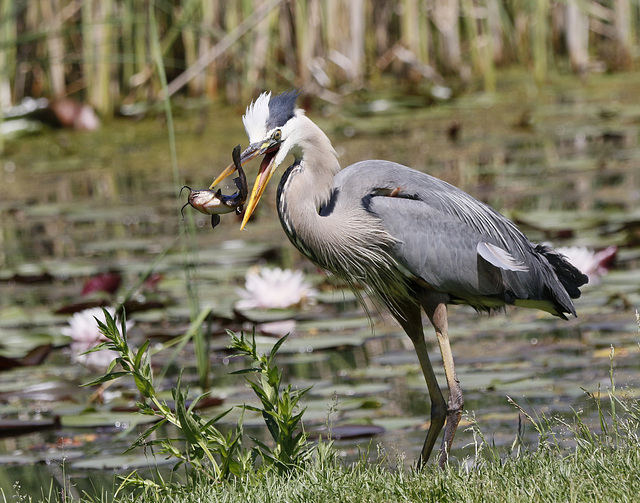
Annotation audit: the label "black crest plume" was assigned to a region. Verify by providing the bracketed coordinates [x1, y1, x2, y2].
[267, 90, 299, 129]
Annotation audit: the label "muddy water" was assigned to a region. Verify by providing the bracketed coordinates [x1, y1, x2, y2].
[1, 71, 640, 498]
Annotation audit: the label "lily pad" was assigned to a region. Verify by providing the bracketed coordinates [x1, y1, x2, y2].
[0, 417, 60, 436]
[296, 316, 373, 332]
[310, 424, 385, 440]
[234, 308, 299, 323]
[60, 411, 159, 429]
[71, 453, 175, 470]
[310, 382, 393, 399]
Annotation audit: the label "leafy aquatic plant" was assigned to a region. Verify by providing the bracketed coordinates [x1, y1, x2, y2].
[82, 309, 313, 492]
[228, 330, 314, 473]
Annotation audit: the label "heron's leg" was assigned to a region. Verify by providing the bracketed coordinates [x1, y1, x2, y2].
[422, 299, 464, 468]
[393, 301, 447, 469]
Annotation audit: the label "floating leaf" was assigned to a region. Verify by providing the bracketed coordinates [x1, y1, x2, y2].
[309, 424, 385, 440]
[70, 453, 174, 471]
[60, 411, 159, 429]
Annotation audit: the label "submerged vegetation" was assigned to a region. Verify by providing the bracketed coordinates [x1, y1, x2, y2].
[1, 0, 640, 117]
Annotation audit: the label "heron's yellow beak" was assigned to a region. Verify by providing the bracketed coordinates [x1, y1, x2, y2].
[240, 148, 279, 229]
[208, 147, 261, 189]
[209, 141, 280, 230]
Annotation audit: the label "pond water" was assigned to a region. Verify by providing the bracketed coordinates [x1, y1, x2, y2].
[1, 71, 640, 499]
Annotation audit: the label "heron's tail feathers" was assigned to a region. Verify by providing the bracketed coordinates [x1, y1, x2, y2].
[529, 244, 588, 319]
[536, 244, 589, 298]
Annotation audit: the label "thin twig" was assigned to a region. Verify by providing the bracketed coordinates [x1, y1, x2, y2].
[162, 0, 284, 100]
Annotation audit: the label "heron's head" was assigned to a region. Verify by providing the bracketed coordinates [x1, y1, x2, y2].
[210, 91, 304, 229]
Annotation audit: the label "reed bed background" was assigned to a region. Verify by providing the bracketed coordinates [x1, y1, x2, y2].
[1, 0, 639, 117]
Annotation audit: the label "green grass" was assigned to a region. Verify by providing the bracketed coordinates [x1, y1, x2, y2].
[29, 313, 640, 503]
[96, 432, 640, 503]
[73, 349, 640, 502]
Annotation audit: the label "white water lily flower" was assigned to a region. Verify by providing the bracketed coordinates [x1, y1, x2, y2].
[555, 245, 616, 284]
[235, 267, 317, 310]
[61, 307, 133, 369]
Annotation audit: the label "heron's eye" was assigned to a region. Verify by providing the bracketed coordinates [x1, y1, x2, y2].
[273, 129, 282, 141]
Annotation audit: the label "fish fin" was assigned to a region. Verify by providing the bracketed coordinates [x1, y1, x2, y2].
[211, 214, 221, 229]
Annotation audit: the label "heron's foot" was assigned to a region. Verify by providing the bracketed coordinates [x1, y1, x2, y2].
[437, 406, 463, 469]
[416, 400, 447, 470]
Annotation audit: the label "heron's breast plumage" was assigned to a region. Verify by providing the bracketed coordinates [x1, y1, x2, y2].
[276, 160, 415, 312]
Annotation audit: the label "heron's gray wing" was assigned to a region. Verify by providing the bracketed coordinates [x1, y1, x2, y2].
[344, 161, 531, 253]
[365, 193, 522, 301]
[337, 160, 568, 310]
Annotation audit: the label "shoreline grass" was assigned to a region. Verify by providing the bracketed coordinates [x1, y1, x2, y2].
[33, 313, 640, 503]
[92, 418, 640, 503]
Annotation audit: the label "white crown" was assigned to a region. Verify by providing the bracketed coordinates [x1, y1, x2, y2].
[242, 92, 271, 144]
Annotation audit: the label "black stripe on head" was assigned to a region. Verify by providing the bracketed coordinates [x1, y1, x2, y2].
[267, 91, 299, 130]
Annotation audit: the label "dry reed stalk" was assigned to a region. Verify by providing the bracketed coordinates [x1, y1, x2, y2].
[400, 0, 428, 83]
[326, 0, 366, 83]
[430, 0, 462, 74]
[262, 3, 280, 91]
[247, 0, 271, 96]
[480, 9, 496, 92]
[460, 0, 481, 73]
[464, 0, 496, 92]
[277, 2, 297, 83]
[164, 0, 283, 100]
[401, 0, 420, 58]
[121, 0, 135, 90]
[0, 0, 16, 110]
[533, 0, 548, 85]
[371, 0, 393, 58]
[82, 0, 115, 116]
[565, 0, 589, 74]
[21, 1, 42, 99]
[198, 0, 218, 98]
[295, 0, 321, 84]
[512, 2, 531, 66]
[613, 0, 633, 70]
[123, 0, 150, 99]
[181, 2, 199, 96]
[348, 0, 365, 83]
[326, 0, 366, 82]
[326, 0, 343, 79]
[418, 0, 430, 67]
[41, 0, 66, 98]
[486, 0, 505, 64]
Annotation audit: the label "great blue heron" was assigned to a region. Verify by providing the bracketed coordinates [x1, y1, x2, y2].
[210, 91, 588, 468]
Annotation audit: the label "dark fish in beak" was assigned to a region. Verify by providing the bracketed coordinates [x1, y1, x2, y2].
[181, 145, 248, 228]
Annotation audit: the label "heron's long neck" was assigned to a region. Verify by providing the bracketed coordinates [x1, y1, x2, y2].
[276, 115, 406, 309]
[276, 117, 343, 263]
[290, 116, 340, 205]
